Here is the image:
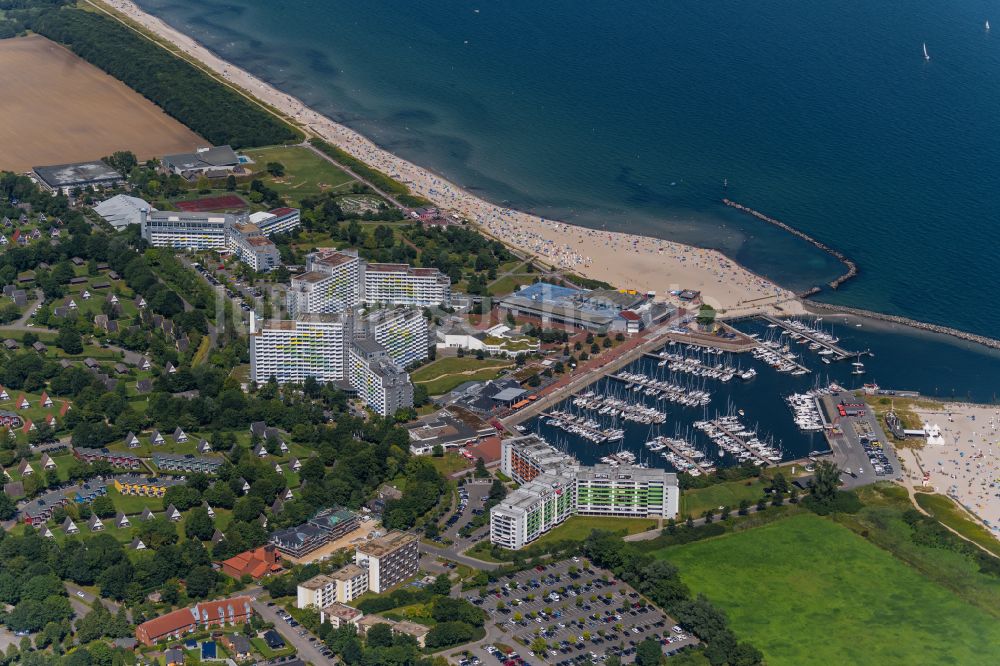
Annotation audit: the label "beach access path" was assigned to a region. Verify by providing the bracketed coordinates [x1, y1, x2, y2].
[92, 0, 804, 318]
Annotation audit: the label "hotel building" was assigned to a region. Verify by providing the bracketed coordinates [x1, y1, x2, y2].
[355, 531, 419, 593]
[358, 306, 429, 368]
[227, 222, 280, 272]
[287, 249, 362, 316]
[140, 210, 232, 250]
[491, 435, 679, 550]
[296, 564, 369, 610]
[349, 338, 414, 417]
[249, 312, 346, 385]
[249, 207, 301, 236]
[363, 263, 451, 307]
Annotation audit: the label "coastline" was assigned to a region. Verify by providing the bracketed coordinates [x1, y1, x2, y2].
[87, 1, 1000, 353]
[93, 0, 802, 317]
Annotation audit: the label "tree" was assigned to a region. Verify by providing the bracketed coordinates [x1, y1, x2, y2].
[56, 326, 83, 355]
[185, 506, 215, 541]
[91, 496, 115, 518]
[185, 565, 217, 598]
[0, 492, 15, 520]
[475, 457, 489, 478]
[429, 573, 451, 596]
[365, 622, 393, 648]
[811, 460, 841, 501]
[738, 499, 750, 516]
[531, 637, 548, 655]
[771, 471, 789, 495]
[266, 162, 286, 177]
[635, 637, 663, 666]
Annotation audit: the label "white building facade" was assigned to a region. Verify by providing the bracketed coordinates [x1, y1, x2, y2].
[359, 307, 429, 369]
[249, 313, 346, 385]
[363, 263, 451, 307]
[348, 339, 414, 417]
[140, 210, 232, 250]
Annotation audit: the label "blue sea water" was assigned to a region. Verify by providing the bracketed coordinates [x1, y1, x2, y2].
[132, 0, 1000, 392]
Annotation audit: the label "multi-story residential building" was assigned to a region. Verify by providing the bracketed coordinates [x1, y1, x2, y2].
[491, 435, 679, 550]
[349, 339, 414, 417]
[271, 507, 359, 559]
[140, 209, 233, 250]
[151, 453, 224, 474]
[500, 435, 578, 484]
[297, 563, 369, 609]
[321, 603, 364, 629]
[363, 263, 451, 307]
[227, 222, 280, 272]
[286, 249, 363, 316]
[490, 471, 576, 550]
[575, 464, 678, 519]
[135, 596, 253, 646]
[296, 574, 337, 610]
[249, 207, 301, 236]
[357, 306, 429, 368]
[249, 312, 347, 385]
[355, 531, 419, 593]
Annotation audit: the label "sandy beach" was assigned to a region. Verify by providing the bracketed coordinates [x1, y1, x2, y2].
[94, 0, 803, 315]
[910, 403, 1000, 538]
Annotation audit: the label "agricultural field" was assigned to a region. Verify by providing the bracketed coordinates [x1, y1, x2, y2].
[658, 513, 1000, 666]
[0, 35, 202, 172]
[242, 145, 356, 205]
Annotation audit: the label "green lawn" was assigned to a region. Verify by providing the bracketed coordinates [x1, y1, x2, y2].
[658, 513, 1000, 666]
[679, 478, 769, 517]
[914, 492, 1000, 559]
[108, 488, 164, 514]
[488, 275, 535, 297]
[411, 357, 512, 395]
[429, 453, 473, 476]
[532, 516, 658, 547]
[243, 145, 356, 206]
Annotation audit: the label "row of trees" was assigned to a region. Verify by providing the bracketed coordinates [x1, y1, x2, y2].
[32, 8, 300, 148]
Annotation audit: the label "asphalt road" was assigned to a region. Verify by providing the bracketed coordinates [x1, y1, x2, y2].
[248, 589, 333, 664]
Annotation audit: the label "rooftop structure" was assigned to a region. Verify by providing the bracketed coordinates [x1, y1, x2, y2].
[162, 145, 240, 178]
[93, 194, 151, 230]
[33, 160, 123, 195]
[499, 282, 668, 333]
[135, 596, 253, 646]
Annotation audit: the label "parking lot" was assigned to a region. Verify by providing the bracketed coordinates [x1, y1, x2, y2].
[455, 559, 697, 665]
[822, 393, 901, 487]
[432, 479, 492, 545]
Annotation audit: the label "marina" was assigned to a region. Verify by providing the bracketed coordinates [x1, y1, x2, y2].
[760, 314, 859, 361]
[518, 314, 1000, 480]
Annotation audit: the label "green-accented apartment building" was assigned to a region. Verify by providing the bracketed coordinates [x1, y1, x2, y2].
[491, 435, 678, 549]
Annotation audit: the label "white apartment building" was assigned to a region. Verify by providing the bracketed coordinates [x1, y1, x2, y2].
[287, 249, 362, 316]
[358, 306, 429, 368]
[491, 435, 679, 550]
[249, 312, 346, 385]
[296, 564, 369, 609]
[490, 471, 576, 550]
[355, 531, 419, 593]
[140, 209, 232, 250]
[249, 207, 301, 236]
[363, 263, 451, 307]
[349, 339, 414, 417]
[227, 222, 280, 272]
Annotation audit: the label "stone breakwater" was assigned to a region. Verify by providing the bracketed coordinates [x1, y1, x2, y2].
[722, 199, 858, 291]
[806, 302, 1000, 351]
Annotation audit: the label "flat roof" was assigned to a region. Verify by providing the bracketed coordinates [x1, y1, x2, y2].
[293, 271, 334, 284]
[34, 161, 122, 187]
[357, 530, 416, 558]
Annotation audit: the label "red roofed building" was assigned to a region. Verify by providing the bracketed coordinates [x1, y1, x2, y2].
[220, 544, 282, 580]
[466, 435, 502, 465]
[59, 401, 71, 417]
[135, 595, 254, 646]
[618, 310, 642, 334]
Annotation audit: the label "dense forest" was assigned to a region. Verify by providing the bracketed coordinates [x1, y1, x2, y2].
[31, 7, 300, 148]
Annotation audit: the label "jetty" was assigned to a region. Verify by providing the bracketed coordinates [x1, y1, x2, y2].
[722, 199, 858, 292]
[709, 418, 776, 466]
[760, 314, 857, 360]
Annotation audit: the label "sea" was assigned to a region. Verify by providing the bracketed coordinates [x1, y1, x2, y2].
[132, 0, 1000, 409]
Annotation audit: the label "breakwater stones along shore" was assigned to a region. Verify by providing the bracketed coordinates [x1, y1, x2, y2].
[721, 199, 858, 292]
[804, 301, 1000, 352]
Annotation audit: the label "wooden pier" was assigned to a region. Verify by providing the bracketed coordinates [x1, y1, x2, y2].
[760, 314, 857, 361]
[710, 419, 773, 466]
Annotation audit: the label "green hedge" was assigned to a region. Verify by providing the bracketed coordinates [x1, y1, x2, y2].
[32, 7, 301, 148]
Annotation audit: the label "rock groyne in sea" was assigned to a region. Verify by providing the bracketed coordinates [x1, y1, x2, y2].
[722, 199, 858, 291]
[805, 302, 1000, 351]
